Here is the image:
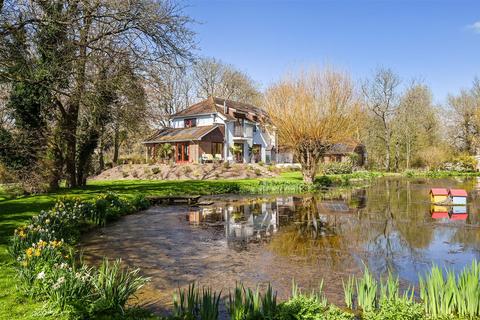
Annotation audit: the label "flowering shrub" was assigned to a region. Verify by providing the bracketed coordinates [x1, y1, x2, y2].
[439, 155, 478, 172]
[10, 192, 150, 317]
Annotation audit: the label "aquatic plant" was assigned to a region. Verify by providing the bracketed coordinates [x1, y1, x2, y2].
[228, 282, 277, 320]
[379, 272, 399, 302]
[456, 260, 480, 317]
[174, 283, 199, 320]
[419, 261, 480, 318]
[342, 275, 355, 309]
[356, 266, 378, 312]
[199, 287, 221, 320]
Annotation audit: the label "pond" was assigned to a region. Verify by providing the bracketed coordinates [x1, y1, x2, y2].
[80, 177, 480, 313]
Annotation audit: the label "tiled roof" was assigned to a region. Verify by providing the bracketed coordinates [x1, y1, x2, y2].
[173, 96, 269, 123]
[326, 143, 365, 155]
[143, 125, 221, 143]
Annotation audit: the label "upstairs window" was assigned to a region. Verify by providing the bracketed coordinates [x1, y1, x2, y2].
[184, 118, 196, 128]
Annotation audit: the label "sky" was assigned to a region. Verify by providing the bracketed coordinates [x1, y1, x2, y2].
[185, 0, 480, 104]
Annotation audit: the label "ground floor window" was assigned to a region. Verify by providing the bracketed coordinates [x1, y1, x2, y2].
[176, 142, 189, 163]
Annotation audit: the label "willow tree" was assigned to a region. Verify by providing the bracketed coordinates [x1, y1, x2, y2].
[265, 69, 362, 183]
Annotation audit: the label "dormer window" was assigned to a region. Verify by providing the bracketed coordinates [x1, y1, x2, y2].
[184, 118, 196, 128]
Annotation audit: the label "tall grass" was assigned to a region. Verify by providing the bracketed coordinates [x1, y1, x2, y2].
[174, 283, 221, 320]
[419, 261, 480, 318]
[343, 275, 355, 309]
[356, 266, 378, 312]
[228, 282, 277, 320]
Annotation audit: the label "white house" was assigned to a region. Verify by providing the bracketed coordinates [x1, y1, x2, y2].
[143, 96, 276, 164]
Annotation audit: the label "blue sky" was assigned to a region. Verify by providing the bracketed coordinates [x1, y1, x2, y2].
[185, 0, 480, 104]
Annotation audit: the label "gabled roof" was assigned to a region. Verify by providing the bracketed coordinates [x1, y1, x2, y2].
[449, 189, 468, 197]
[325, 143, 365, 155]
[143, 125, 222, 143]
[173, 96, 270, 123]
[430, 188, 449, 196]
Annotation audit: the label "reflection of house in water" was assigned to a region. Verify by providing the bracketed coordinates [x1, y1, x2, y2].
[224, 202, 278, 249]
[186, 191, 368, 250]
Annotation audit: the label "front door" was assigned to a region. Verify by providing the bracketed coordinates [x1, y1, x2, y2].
[176, 142, 189, 163]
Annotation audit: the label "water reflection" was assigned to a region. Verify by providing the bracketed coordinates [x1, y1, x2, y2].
[80, 177, 480, 312]
[184, 178, 480, 281]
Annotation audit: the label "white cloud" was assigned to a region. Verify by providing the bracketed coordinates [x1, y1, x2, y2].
[468, 21, 480, 34]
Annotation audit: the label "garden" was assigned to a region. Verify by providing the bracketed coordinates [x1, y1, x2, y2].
[2, 173, 480, 319]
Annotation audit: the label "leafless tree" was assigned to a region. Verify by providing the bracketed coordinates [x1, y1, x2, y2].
[265, 68, 362, 183]
[362, 67, 401, 171]
[193, 57, 261, 104]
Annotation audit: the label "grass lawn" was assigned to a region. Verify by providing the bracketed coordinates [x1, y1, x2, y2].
[0, 170, 380, 319]
[0, 173, 306, 318]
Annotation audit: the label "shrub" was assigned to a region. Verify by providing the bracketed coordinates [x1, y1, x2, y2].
[440, 154, 477, 172]
[130, 194, 150, 211]
[151, 167, 161, 175]
[363, 299, 424, 320]
[320, 161, 354, 175]
[276, 295, 325, 320]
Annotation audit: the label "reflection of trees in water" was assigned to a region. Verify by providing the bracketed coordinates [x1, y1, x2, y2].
[269, 196, 354, 269]
[349, 178, 433, 274]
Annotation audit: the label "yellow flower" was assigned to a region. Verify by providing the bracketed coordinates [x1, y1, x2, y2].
[37, 240, 47, 249]
[26, 248, 34, 258]
[21, 261, 28, 267]
[34, 249, 41, 257]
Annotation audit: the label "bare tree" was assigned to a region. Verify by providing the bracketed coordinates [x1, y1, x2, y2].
[145, 64, 195, 128]
[193, 57, 261, 104]
[447, 85, 480, 154]
[265, 68, 362, 183]
[363, 67, 401, 171]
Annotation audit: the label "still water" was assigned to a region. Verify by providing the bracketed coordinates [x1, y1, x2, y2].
[80, 177, 480, 312]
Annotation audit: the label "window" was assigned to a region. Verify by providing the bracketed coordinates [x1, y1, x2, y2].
[184, 118, 196, 128]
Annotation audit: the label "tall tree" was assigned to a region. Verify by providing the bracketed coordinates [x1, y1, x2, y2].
[0, 0, 195, 188]
[193, 57, 261, 104]
[362, 67, 401, 171]
[394, 82, 438, 169]
[265, 68, 362, 183]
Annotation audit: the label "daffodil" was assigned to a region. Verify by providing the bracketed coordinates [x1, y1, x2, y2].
[26, 247, 34, 258]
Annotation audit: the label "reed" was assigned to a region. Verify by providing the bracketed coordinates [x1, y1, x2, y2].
[173, 283, 199, 320]
[228, 282, 277, 320]
[342, 275, 355, 309]
[199, 287, 221, 320]
[356, 266, 377, 312]
[419, 261, 480, 318]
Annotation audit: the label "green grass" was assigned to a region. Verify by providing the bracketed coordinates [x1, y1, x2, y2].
[0, 171, 380, 319]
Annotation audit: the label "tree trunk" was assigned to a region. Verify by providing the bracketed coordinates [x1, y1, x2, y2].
[98, 136, 105, 172]
[64, 113, 78, 188]
[113, 126, 120, 164]
[385, 129, 391, 172]
[300, 149, 318, 184]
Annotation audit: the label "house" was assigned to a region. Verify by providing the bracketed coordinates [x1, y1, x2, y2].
[143, 97, 276, 164]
